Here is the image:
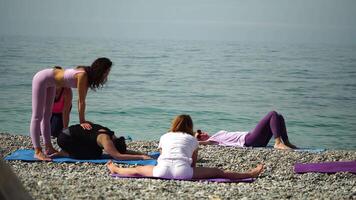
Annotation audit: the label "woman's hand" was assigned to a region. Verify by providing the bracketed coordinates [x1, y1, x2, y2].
[80, 122, 92, 130]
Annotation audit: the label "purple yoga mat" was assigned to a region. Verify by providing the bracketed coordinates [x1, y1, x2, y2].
[111, 174, 255, 183]
[294, 161, 356, 174]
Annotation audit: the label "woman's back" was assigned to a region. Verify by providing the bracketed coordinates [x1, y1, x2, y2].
[158, 132, 198, 164]
[57, 124, 114, 159]
[153, 132, 198, 179]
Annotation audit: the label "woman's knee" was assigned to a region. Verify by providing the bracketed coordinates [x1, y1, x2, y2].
[268, 110, 278, 117]
[270, 111, 285, 121]
[277, 113, 285, 121]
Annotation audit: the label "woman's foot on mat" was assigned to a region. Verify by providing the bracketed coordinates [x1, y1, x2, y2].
[274, 143, 292, 150]
[45, 146, 59, 156]
[34, 149, 51, 161]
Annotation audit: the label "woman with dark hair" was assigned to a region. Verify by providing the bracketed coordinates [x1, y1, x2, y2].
[52, 123, 151, 160]
[107, 115, 264, 180]
[30, 58, 112, 161]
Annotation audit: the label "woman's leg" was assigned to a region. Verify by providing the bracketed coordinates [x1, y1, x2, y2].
[193, 164, 264, 180]
[42, 86, 58, 155]
[244, 111, 276, 147]
[30, 71, 51, 161]
[276, 114, 297, 148]
[107, 160, 154, 176]
[245, 111, 291, 149]
[276, 113, 288, 142]
[30, 77, 45, 149]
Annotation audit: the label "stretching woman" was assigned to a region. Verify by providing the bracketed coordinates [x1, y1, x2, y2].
[195, 111, 297, 150]
[51, 123, 151, 160]
[107, 115, 264, 180]
[30, 58, 112, 161]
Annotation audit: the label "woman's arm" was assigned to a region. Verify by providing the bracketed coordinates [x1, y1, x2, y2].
[76, 72, 91, 129]
[100, 135, 151, 160]
[191, 148, 198, 167]
[62, 88, 72, 128]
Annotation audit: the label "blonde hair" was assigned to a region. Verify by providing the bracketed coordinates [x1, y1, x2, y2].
[169, 114, 194, 136]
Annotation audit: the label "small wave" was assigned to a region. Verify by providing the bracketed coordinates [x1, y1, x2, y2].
[127, 55, 169, 59]
[89, 110, 128, 115]
[223, 54, 234, 58]
[185, 49, 201, 52]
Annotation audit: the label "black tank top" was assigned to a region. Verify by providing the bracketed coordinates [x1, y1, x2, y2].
[67, 124, 115, 158]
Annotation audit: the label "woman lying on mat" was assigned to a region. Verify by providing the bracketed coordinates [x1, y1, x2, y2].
[107, 114, 264, 180]
[51, 123, 152, 160]
[195, 111, 297, 150]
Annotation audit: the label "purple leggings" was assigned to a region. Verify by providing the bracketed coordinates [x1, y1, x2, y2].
[244, 111, 288, 147]
[30, 69, 56, 148]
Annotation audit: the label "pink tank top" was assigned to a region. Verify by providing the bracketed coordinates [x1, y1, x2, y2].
[52, 89, 65, 113]
[63, 68, 85, 88]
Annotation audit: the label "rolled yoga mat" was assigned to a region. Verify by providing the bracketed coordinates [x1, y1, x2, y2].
[294, 161, 356, 174]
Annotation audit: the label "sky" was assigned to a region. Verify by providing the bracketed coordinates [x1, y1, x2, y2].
[0, 0, 356, 44]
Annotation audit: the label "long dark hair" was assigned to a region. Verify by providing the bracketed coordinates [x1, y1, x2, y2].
[170, 114, 194, 136]
[82, 57, 112, 90]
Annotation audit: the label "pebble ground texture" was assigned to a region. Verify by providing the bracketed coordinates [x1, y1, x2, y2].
[1, 133, 355, 199]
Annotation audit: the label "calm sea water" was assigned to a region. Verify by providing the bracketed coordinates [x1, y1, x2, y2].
[0, 35, 355, 150]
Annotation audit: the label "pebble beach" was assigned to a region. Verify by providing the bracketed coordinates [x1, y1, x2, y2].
[1, 132, 355, 200]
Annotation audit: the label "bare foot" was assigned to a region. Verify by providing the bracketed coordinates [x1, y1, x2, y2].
[249, 164, 264, 178]
[106, 160, 116, 174]
[274, 143, 292, 150]
[34, 151, 52, 161]
[49, 150, 69, 158]
[45, 146, 59, 156]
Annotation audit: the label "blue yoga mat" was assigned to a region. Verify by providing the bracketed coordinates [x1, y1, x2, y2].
[111, 174, 255, 183]
[4, 149, 159, 165]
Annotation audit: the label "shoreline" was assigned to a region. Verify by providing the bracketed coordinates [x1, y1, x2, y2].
[3, 132, 356, 151]
[1, 132, 355, 199]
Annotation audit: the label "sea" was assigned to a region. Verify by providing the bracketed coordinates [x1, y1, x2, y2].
[0, 35, 355, 150]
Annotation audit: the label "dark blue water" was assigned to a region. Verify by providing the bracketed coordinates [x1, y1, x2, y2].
[0, 35, 355, 149]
